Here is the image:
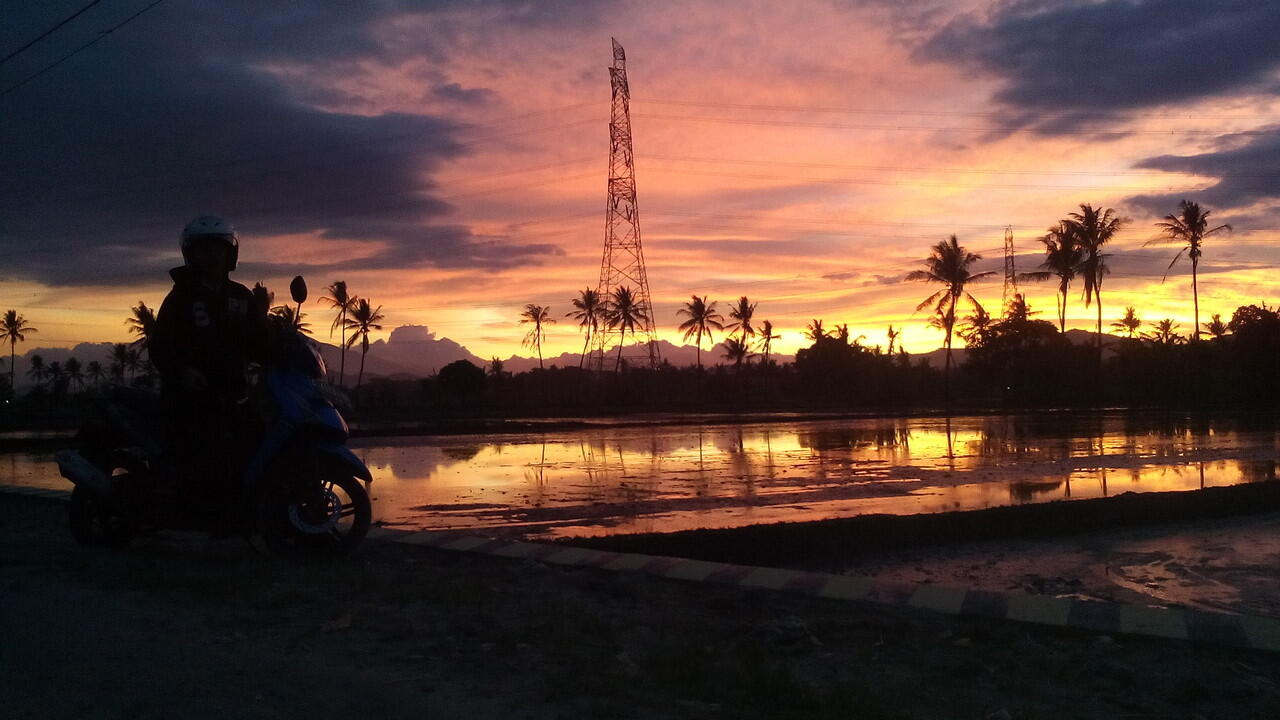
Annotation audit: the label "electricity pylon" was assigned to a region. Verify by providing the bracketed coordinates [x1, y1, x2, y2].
[590, 38, 661, 370]
[1002, 225, 1018, 312]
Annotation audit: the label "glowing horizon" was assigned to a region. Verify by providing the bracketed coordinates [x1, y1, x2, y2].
[4, 1, 1279, 362]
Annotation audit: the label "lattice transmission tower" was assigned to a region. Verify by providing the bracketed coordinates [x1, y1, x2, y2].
[1001, 225, 1018, 311]
[590, 38, 661, 370]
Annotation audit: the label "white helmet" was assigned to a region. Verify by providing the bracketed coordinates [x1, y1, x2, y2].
[180, 215, 239, 270]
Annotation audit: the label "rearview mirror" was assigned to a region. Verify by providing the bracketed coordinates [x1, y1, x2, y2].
[289, 275, 308, 304]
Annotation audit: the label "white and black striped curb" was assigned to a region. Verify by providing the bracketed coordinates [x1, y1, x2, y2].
[5, 484, 1278, 652]
[366, 526, 1280, 654]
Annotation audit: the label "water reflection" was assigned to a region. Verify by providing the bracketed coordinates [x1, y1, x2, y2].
[342, 413, 1280, 538]
[4, 413, 1277, 538]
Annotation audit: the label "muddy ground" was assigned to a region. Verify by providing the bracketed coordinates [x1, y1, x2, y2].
[841, 510, 1280, 619]
[3, 494, 1280, 720]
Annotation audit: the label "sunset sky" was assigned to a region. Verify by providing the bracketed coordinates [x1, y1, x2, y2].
[4, 0, 1280, 360]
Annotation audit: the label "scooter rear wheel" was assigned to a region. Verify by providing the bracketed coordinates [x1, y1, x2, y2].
[68, 485, 137, 547]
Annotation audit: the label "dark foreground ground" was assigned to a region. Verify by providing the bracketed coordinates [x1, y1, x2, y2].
[3, 495, 1280, 720]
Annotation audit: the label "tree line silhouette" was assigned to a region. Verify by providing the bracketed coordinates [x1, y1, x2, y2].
[0, 279, 384, 427]
[1, 199, 1275, 422]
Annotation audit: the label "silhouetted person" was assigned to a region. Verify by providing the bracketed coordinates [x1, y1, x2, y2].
[150, 215, 267, 495]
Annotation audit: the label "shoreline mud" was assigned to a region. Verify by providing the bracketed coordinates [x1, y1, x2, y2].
[567, 481, 1280, 570]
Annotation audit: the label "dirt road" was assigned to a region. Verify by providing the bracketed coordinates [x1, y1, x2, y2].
[3, 494, 1279, 719]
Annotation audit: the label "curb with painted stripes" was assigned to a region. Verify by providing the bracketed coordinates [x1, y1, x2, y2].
[4, 483, 1277, 652]
[367, 526, 1280, 654]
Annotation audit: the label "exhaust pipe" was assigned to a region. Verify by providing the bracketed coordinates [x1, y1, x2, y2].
[56, 450, 113, 496]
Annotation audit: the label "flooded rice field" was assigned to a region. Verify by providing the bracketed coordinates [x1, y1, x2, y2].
[4, 413, 1278, 539]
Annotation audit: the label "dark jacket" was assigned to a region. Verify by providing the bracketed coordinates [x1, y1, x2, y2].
[151, 266, 267, 397]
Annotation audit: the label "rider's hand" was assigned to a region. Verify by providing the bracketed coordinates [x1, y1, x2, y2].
[180, 367, 208, 392]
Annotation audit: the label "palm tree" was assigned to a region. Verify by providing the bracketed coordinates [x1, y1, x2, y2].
[109, 344, 130, 382]
[270, 305, 312, 334]
[566, 289, 605, 369]
[1149, 200, 1232, 341]
[1145, 318, 1184, 346]
[906, 235, 994, 397]
[886, 324, 900, 356]
[726, 296, 757, 343]
[85, 360, 105, 388]
[1070, 204, 1128, 358]
[0, 310, 36, 391]
[136, 358, 158, 389]
[1203, 313, 1228, 339]
[757, 320, 780, 366]
[676, 295, 724, 369]
[64, 357, 84, 393]
[343, 298, 384, 389]
[321, 281, 357, 386]
[126, 301, 157, 354]
[805, 319, 828, 343]
[959, 306, 994, 346]
[124, 348, 142, 379]
[607, 286, 648, 372]
[1022, 221, 1083, 333]
[46, 361, 65, 394]
[1111, 306, 1142, 338]
[722, 337, 750, 371]
[26, 354, 46, 388]
[488, 357, 505, 378]
[1008, 293, 1039, 322]
[520, 304, 554, 370]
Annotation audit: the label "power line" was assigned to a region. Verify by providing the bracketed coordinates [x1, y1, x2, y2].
[0, 0, 166, 99]
[0, 190, 1262, 263]
[3, 114, 603, 209]
[8, 108, 1254, 211]
[634, 97, 1280, 124]
[643, 164, 1184, 192]
[652, 210, 1042, 232]
[514, 219, 948, 245]
[17, 248, 1280, 336]
[0, 0, 104, 67]
[391, 245, 1014, 317]
[0, 168, 604, 259]
[7, 101, 599, 198]
[640, 153, 1280, 180]
[493, 208, 1052, 241]
[631, 112, 1280, 137]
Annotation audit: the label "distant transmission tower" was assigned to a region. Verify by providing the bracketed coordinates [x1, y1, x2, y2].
[590, 38, 661, 370]
[1001, 225, 1018, 311]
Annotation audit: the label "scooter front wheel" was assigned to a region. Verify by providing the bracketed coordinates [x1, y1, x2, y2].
[258, 471, 371, 558]
[68, 484, 137, 547]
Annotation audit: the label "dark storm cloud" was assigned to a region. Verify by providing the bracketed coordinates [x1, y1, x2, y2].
[822, 271, 859, 281]
[918, 1, 1280, 133]
[820, 271, 900, 286]
[317, 223, 564, 271]
[1126, 127, 1280, 214]
[431, 82, 497, 105]
[1103, 248, 1261, 280]
[860, 274, 899, 287]
[832, 0, 957, 45]
[0, 0, 578, 288]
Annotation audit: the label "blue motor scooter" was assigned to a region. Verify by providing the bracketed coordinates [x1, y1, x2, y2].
[57, 276, 373, 557]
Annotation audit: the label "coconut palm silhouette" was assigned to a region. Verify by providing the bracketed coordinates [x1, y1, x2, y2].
[677, 295, 724, 370]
